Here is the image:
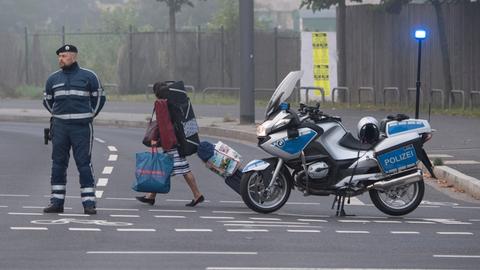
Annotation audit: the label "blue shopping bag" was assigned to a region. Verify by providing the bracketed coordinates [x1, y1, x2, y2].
[132, 148, 173, 193]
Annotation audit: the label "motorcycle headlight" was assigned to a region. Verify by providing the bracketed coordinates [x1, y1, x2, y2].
[272, 118, 291, 131]
[256, 120, 273, 137]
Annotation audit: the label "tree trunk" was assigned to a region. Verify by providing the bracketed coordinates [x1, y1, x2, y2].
[168, 0, 177, 80]
[337, 0, 347, 102]
[432, 0, 454, 104]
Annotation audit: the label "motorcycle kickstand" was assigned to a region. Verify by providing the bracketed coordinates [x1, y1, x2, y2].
[338, 196, 355, 217]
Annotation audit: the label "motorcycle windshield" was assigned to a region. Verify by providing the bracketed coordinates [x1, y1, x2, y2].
[265, 70, 304, 119]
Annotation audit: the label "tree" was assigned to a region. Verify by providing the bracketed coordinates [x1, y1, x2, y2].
[156, 0, 205, 79]
[300, 0, 361, 101]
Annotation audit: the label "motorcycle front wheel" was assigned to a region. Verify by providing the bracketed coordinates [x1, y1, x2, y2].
[369, 180, 425, 216]
[240, 170, 291, 214]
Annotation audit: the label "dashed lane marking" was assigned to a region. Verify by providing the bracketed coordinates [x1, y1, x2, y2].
[8, 212, 42, 216]
[175, 229, 212, 232]
[434, 255, 480, 258]
[428, 154, 454, 158]
[149, 209, 197, 213]
[469, 219, 480, 222]
[453, 206, 480, 209]
[110, 214, 140, 218]
[338, 220, 370, 223]
[223, 224, 322, 229]
[107, 146, 117, 152]
[108, 154, 118, 161]
[104, 197, 135, 201]
[97, 178, 108, 186]
[69, 228, 101, 232]
[436, 232, 473, 235]
[287, 229, 321, 233]
[117, 228, 156, 232]
[227, 229, 269, 232]
[10, 227, 48, 231]
[154, 215, 186, 219]
[0, 205, 8, 208]
[200, 216, 235, 219]
[219, 220, 309, 225]
[297, 219, 328, 223]
[87, 251, 257, 255]
[249, 217, 281, 221]
[102, 166, 113, 174]
[424, 218, 472, 225]
[0, 194, 30, 197]
[406, 221, 436, 224]
[96, 208, 139, 211]
[212, 211, 256, 215]
[335, 230, 370, 234]
[373, 220, 402, 224]
[444, 160, 480, 165]
[59, 214, 89, 217]
[94, 138, 105, 143]
[390, 231, 420, 234]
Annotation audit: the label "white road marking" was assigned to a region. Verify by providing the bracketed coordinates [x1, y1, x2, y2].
[406, 221, 435, 224]
[110, 215, 140, 218]
[434, 255, 480, 258]
[97, 178, 108, 186]
[0, 194, 30, 197]
[373, 220, 402, 224]
[249, 217, 281, 221]
[391, 231, 420, 234]
[8, 212, 42, 216]
[424, 218, 472, 225]
[95, 190, 104, 198]
[213, 211, 255, 214]
[276, 213, 329, 218]
[219, 200, 242, 204]
[94, 137, 105, 143]
[69, 228, 101, 232]
[175, 229, 212, 232]
[286, 202, 320, 205]
[166, 199, 190, 202]
[227, 229, 269, 232]
[108, 154, 118, 161]
[469, 219, 480, 222]
[22, 206, 43, 209]
[96, 208, 139, 211]
[10, 227, 48, 231]
[59, 214, 89, 217]
[436, 232, 473, 235]
[444, 160, 480, 165]
[207, 268, 452, 270]
[149, 209, 196, 213]
[297, 219, 328, 223]
[0, 205, 7, 208]
[223, 224, 322, 228]
[200, 216, 235, 219]
[107, 146, 117, 152]
[419, 205, 440, 208]
[87, 251, 257, 255]
[219, 220, 308, 225]
[338, 220, 370, 223]
[102, 166, 113, 174]
[154, 215, 186, 219]
[336, 230, 370, 234]
[428, 154, 453, 158]
[117, 228, 156, 232]
[287, 229, 321, 233]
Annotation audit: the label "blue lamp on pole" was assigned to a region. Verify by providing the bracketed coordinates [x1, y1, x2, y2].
[414, 29, 426, 119]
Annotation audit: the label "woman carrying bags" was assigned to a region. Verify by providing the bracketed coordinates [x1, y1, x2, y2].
[136, 81, 204, 207]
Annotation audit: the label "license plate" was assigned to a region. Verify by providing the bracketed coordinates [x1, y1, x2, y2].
[377, 144, 418, 174]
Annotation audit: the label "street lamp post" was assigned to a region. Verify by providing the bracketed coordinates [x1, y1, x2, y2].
[414, 29, 426, 119]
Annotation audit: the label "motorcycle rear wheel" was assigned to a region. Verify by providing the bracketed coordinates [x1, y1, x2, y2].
[369, 180, 425, 216]
[240, 170, 291, 214]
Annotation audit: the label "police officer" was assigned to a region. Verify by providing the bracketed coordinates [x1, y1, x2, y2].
[43, 44, 106, 214]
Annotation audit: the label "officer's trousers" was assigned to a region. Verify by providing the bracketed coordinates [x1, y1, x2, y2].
[50, 120, 96, 207]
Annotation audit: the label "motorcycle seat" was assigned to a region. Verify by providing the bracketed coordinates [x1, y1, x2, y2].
[339, 132, 373, 151]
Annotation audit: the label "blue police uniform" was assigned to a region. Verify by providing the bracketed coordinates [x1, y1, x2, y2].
[43, 50, 105, 210]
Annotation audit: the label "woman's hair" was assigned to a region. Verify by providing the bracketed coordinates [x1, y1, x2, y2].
[153, 82, 169, 99]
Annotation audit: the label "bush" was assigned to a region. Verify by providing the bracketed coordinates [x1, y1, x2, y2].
[15, 85, 43, 99]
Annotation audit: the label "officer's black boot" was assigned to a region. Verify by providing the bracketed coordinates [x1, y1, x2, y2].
[43, 204, 64, 213]
[84, 206, 97, 215]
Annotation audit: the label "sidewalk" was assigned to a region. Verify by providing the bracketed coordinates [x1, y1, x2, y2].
[1, 107, 478, 200]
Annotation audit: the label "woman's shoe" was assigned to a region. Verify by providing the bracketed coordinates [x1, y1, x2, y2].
[136, 196, 155, 205]
[185, 195, 204, 207]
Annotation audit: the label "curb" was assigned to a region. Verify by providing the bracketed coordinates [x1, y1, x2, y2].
[433, 166, 480, 200]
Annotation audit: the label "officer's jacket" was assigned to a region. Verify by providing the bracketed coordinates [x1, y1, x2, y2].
[43, 62, 106, 123]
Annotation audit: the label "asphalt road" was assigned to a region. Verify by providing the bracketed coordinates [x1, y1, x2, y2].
[1, 122, 480, 270]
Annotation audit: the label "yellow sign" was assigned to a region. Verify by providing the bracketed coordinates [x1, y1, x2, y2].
[312, 32, 330, 96]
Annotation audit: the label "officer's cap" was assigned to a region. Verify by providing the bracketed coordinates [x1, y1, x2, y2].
[56, 44, 78, 55]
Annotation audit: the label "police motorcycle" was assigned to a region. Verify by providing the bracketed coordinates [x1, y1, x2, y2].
[240, 70, 435, 216]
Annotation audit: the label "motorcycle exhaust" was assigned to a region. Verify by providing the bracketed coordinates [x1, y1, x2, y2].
[367, 170, 422, 191]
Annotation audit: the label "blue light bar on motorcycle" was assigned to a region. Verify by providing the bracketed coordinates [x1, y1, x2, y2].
[279, 102, 290, 111]
[415, 29, 426, 40]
